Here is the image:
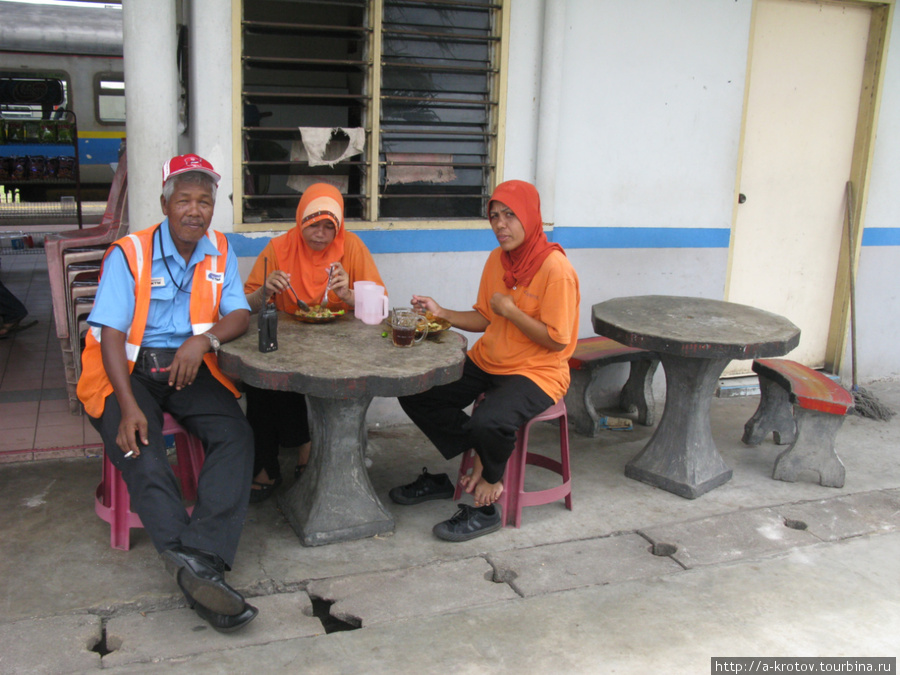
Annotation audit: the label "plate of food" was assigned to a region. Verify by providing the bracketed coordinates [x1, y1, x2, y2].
[423, 316, 451, 337]
[292, 307, 346, 324]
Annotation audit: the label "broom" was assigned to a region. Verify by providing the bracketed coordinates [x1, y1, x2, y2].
[845, 181, 894, 420]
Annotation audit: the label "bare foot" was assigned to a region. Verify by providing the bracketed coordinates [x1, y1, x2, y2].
[297, 441, 311, 466]
[462, 453, 484, 494]
[252, 468, 276, 487]
[473, 477, 503, 507]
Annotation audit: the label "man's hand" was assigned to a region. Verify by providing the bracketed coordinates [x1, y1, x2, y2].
[116, 401, 148, 457]
[167, 335, 209, 390]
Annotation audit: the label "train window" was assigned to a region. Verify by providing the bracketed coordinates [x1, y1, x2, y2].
[239, 0, 504, 226]
[0, 76, 69, 121]
[95, 74, 125, 124]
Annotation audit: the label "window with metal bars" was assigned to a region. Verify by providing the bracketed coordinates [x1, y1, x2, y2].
[239, 0, 502, 226]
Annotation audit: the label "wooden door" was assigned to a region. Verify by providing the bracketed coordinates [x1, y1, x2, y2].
[726, 0, 873, 375]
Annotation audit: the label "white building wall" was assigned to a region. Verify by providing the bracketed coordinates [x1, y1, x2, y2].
[552, 0, 751, 233]
[500, 0, 751, 340]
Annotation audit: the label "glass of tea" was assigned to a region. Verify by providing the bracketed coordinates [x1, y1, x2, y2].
[389, 308, 428, 347]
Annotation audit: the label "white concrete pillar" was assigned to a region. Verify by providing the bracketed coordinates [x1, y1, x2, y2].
[189, 0, 234, 232]
[123, 0, 179, 231]
[534, 0, 566, 225]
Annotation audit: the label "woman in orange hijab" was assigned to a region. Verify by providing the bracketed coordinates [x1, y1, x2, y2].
[243, 183, 385, 501]
[391, 180, 580, 541]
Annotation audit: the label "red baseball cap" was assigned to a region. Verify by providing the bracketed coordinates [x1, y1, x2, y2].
[161, 153, 221, 187]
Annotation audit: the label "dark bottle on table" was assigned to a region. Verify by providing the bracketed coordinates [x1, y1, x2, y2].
[258, 302, 278, 352]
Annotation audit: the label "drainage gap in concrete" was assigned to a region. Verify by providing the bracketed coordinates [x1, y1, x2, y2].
[90, 625, 114, 657]
[650, 542, 678, 557]
[309, 597, 361, 633]
[784, 518, 808, 531]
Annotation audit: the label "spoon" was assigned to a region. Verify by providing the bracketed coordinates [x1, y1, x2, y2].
[286, 280, 310, 312]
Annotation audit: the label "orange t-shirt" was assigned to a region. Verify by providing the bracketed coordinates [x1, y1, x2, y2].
[244, 230, 385, 313]
[468, 248, 580, 402]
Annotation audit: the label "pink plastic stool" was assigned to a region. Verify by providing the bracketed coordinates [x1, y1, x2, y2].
[94, 413, 205, 550]
[454, 398, 572, 528]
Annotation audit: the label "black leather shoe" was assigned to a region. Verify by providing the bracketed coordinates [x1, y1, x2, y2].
[161, 546, 244, 616]
[178, 577, 258, 633]
[195, 601, 258, 633]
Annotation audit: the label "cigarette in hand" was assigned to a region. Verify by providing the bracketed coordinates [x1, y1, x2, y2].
[124, 450, 134, 459]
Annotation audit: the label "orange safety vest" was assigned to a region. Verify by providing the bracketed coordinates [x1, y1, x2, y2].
[77, 223, 240, 418]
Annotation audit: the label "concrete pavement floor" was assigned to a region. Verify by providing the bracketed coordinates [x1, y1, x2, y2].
[1, 379, 899, 673]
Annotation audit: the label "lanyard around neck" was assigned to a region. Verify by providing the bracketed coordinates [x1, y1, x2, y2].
[156, 225, 190, 294]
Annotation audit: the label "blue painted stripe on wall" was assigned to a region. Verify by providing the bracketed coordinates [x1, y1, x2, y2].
[227, 226, 733, 257]
[228, 226, 899, 256]
[551, 227, 732, 249]
[862, 228, 900, 246]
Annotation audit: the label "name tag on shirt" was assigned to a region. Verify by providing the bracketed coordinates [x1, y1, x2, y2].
[206, 271, 224, 284]
[150, 277, 166, 288]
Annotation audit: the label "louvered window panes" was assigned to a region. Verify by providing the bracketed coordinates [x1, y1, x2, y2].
[240, 0, 501, 225]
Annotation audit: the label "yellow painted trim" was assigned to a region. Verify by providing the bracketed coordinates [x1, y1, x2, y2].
[825, 0, 895, 374]
[366, 0, 383, 221]
[79, 131, 127, 139]
[724, 0, 761, 301]
[493, 0, 510, 186]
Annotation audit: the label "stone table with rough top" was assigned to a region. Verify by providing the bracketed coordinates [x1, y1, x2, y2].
[592, 295, 800, 499]
[219, 313, 468, 545]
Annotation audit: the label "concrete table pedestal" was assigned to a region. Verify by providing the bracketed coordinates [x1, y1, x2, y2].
[282, 395, 392, 546]
[625, 354, 733, 498]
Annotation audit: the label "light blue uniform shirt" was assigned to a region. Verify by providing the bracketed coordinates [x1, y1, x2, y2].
[88, 220, 250, 348]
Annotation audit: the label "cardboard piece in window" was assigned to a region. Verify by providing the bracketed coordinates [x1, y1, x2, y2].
[385, 153, 457, 186]
[294, 127, 365, 167]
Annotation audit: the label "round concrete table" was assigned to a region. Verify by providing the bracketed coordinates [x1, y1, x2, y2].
[219, 313, 468, 545]
[592, 295, 800, 499]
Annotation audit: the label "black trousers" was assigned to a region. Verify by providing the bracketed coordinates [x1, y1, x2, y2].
[244, 385, 310, 481]
[0, 278, 27, 323]
[398, 356, 553, 484]
[89, 365, 254, 567]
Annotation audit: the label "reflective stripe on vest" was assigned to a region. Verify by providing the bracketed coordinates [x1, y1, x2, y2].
[77, 224, 238, 417]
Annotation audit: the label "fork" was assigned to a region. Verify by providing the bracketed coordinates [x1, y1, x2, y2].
[319, 264, 335, 308]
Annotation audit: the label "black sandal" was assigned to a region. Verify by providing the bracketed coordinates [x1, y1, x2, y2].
[248, 477, 282, 504]
[0, 317, 37, 340]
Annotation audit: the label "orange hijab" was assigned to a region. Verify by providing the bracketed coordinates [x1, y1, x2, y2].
[490, 180, 564, 289]
[271, 183, 346, 303]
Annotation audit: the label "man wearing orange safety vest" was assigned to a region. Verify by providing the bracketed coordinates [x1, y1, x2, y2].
[77, 154, 257, 633]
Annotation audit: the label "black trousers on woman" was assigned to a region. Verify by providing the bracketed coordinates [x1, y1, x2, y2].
[244, 385, 310, 481]
[398, 356, 553, 484]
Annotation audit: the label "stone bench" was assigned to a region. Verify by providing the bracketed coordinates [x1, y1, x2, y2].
[565, 336, 660, 437]
[742, 358, 854, 488]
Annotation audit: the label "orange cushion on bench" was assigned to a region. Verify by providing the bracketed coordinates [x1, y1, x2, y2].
[569, 336, 652, 370]
[753, 358, 853, 415]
